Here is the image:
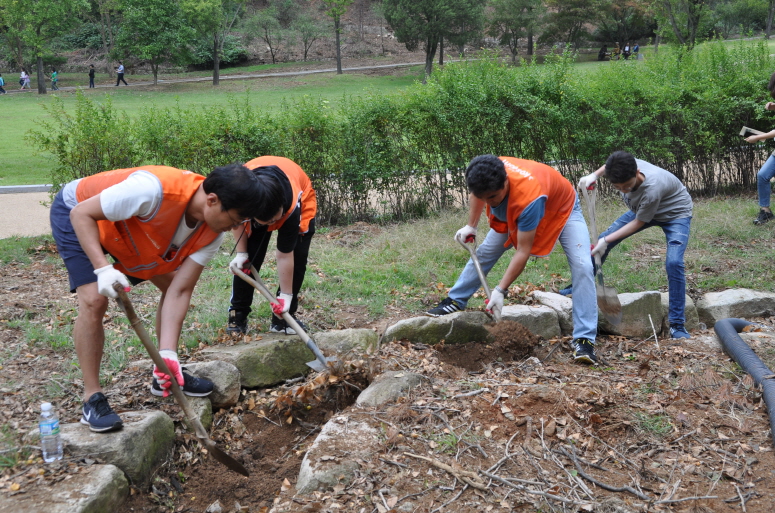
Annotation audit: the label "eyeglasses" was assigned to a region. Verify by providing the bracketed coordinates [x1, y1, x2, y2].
[227, 211, 250, 227]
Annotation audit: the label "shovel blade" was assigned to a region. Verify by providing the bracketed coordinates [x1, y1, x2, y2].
[203, 438, 250, 477]
[595, 269, 622, 324]
[306, 356, 337, 372]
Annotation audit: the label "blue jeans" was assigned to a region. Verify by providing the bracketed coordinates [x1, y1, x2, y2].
[598, 211, 691, 326]
[449, 199, 597, 341]
[757, 154, 775, 208]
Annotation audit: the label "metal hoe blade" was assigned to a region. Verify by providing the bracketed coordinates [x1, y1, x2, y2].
[113, 285, 250, 477]
[232, 266, 336, 372]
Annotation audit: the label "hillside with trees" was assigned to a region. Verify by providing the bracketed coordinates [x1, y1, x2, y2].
[1, 0, 774, 93]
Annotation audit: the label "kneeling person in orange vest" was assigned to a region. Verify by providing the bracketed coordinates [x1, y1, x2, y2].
[50, 164, 286, 432]
[426, 155, 599, 364]
[227, 156, 317, 336]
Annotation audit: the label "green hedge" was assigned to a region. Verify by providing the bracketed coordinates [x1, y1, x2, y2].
[31, 39, 775, 224]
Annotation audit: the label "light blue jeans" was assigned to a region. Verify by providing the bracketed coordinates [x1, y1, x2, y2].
[449, 199, 597, 341]
[757, 154, 775, 208]
[598, 211, 691, 326]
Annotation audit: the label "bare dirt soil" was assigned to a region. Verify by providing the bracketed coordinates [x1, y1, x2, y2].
[3, 239, 775, 513]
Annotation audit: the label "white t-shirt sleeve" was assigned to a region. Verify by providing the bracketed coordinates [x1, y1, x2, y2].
[188, 233, 225, 266]
[99, 171, 163, 222]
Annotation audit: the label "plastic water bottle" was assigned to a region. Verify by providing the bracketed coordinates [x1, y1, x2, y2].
[39, 402, 63, 462]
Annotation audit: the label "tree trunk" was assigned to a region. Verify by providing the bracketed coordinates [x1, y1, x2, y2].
[654, 33, 660, 55]
[36, 56, 46, 95]
[335, 17, 343, 74]
[767, 0, 775, 38]
[439, 38, 443, 66]
[527, 29, 534, 56]
[213, 33, 220, 86]
[424, 37, 438, 83]
[152, 61, 158, 85]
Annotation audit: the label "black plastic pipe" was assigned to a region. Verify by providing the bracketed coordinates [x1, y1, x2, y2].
[714, 318, 775, 447]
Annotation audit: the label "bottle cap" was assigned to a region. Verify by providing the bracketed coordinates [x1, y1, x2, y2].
[41, 402, 52, 411]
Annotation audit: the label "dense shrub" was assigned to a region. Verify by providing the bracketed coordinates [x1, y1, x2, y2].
[189, 35, 249, 69]
[32, 39, 775, 223]
[27, 92, 137, 194]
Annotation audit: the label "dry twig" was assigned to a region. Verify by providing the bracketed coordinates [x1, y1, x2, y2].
[403, 452, 488, 490]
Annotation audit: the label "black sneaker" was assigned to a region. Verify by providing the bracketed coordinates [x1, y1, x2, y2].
[753, 209, 774, 225]
[669, 324, 691, 339]
[426, 297, 463, 317]
[151, 369, 214, 397]
[80, 392, 123, 433]
[270, 316, 308, 335]
[572, 338, 597, 364]
[227, 310, 248, 335]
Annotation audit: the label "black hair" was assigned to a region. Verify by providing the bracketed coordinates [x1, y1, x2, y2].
[465, 155, 507, 196]
[251, 166, 289, 221]
[604, 151, 638, 184]
[202, 163, 284, 221]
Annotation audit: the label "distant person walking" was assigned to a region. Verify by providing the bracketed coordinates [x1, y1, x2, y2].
[51, 69, 59, 91]
[115, 62, 128, 86]
[88, 65, 95, 88]
[20, 68, 30, 90]
[0, 73, 6, 94]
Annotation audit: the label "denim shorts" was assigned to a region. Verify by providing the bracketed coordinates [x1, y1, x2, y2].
[50, 192, 144, 293]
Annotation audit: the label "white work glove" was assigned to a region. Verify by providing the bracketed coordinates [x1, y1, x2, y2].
[272, 292, 293, 315]
[93, 265, 130, 298]
[454, 225, 477, 244]
[578, 173, 598, 190]
[229, 252, 249, 274]
[486, 287, 505, 317]
[153, 349, 185, 398]
[591, 236, 609, 258]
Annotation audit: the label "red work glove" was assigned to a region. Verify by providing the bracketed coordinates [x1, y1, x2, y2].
[153, 349, 185, 398]
[272, 293, 293, 315]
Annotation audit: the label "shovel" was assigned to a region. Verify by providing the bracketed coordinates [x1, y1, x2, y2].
[112, 284, 250, 477]
[231, 266, 336, 372]
[580, 185, 622, 325]
[455, 235, 501, 322]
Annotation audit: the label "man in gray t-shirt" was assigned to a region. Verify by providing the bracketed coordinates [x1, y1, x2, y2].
[564, 151, 693, 339]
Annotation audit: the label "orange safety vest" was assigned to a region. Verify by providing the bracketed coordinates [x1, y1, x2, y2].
[75, 166, 220, 279]
[486, 157, 576, 257]
[244, 156, 317, 233]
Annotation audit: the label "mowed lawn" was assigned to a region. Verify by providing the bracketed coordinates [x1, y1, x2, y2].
[1, 64, 424, 186]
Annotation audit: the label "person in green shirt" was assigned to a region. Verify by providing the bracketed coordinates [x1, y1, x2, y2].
[0, 73, 6, 94]
[51, 69, 59, 91]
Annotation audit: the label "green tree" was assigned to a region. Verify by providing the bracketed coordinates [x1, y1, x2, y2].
[293, 12, 325, 61]
[714, 0, 767, 38]
[650, 0, 712, 47]
[243, 6, 284, 64]
[88, 0, 121, 74]
[382, 0, 484, 80]
[113, 0, 194, 85]
[181, 0, 247, 86]
[323, 0, 354, 74]
[595, 0, 655, 45]
[487, 0, 543, 63]
[0, 0, 89, 94]
[541, 0, 606, 50]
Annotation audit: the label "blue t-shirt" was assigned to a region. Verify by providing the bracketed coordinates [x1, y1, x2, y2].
[490, 197, 546, 232]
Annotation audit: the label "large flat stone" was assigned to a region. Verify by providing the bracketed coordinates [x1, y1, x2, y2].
[696, 289, 775, 326]
[0, 464, 128, 513]
[314, 328, 379, 354]
[531, 291, 574, 335]
[599, 291, 663, 338]
[60, 410, 174, 487]
[383, 311, 493, 346]
[184, 360, 241, 409]
[201, 334, 314, 387]
[356, 371, 424, 408]
[501, 304, 561, 340]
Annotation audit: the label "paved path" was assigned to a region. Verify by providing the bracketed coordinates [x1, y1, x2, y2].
[0, 192, 51, 239]
[3, 61, 427, 94]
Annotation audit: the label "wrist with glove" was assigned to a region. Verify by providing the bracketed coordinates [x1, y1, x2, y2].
[272, 292, 293, 315]
[454, 225, 477, 244]
[94, 265, 130, 298]
[229, 252, 249, 274]
[153, 349, 185, 398]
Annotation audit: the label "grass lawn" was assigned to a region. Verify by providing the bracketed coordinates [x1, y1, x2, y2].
[1, 64, 425, 186]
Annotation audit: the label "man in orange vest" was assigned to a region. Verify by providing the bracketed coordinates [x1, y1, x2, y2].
[227, 156, 317, 335]
[427, 155, 599, 363]
[50, 164, 286, 432]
